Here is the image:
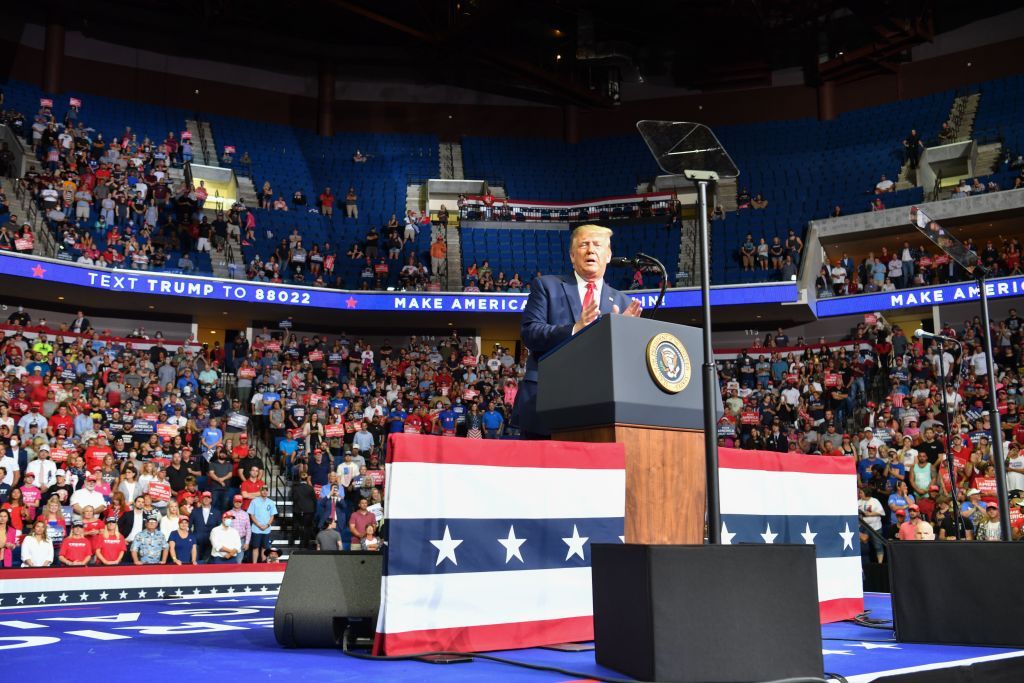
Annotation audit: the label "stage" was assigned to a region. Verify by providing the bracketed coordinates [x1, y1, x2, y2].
[2, 591, 1022, 682]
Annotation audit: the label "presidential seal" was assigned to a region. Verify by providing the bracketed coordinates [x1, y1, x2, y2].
[646, 332, 692, 394]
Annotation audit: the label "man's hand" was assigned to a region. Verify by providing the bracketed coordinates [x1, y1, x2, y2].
[613, 300, 643, 317]
[572, 296, 600, 335]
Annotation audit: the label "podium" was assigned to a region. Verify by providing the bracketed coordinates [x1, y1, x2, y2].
[537, 314, 720, 545]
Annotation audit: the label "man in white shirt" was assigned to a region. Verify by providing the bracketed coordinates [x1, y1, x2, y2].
[969, 346, 988, 378]
[209, 511, 244, 564]
[857, 488, 884, 563]
[25, 445, 57, 489]
[781, 385, 801, 407]
[70, 476, 107, 520]
[875, 174, 894, 193]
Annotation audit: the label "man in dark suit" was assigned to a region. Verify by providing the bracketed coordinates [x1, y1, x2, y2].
[315, 483, 348, 541]
[118, 495, 148, 544]
[513, 224, 642, 438]
[189, 491, 221, 562]
[291, 473, 318, 549]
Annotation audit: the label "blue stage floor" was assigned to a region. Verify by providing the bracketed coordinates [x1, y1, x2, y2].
[2, 591, 1022, 682]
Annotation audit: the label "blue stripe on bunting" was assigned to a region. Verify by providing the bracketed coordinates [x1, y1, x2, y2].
[385, 517, 625, 576]
[720, 514, 862, 558]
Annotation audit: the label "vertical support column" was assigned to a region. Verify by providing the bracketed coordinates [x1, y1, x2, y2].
[43, 22, 66, 94]
[817, 80, 836, 121]
[562, 105, 579, 144]
[317, 63, 335, 138]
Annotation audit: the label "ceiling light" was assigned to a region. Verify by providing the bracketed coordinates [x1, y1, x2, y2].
[57, 296, 64, 300]
[556, 54, 562, 61]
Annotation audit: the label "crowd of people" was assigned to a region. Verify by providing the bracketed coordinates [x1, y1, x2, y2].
[243, 213, 440, 291]
[817, 235, 1022, 298]
[9, 101, 245, 272]
[0, 304, 525, 567]
[714, 312, 1024, 558]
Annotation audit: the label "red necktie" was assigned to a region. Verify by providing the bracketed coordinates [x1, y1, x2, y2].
[582, 282, 595, 313]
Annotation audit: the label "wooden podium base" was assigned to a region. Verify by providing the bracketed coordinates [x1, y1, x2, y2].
[552, 424, 707, 545]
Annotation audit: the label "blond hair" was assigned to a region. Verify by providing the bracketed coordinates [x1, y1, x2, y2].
[570, 224, 613, 249]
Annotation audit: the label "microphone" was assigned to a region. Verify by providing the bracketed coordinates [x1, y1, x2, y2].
[609, 255, 641, 268]
[609, 253, 659, 268]
[915, 329, 957, 342]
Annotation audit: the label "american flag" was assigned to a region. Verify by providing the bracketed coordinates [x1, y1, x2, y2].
[374, 434, 626, 655]
[718, 448, 864, 623]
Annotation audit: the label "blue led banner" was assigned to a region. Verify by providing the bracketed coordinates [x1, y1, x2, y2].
[816, 275, 1024, 317]
[0, 253, 797, 313]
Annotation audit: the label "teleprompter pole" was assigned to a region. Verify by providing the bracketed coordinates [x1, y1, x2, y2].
[977, 274, 1011, 540]
[696, 179, 721, 544]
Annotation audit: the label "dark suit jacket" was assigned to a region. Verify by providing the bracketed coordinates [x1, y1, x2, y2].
[189, 505, 222, 545]
[117, 510, 141, 539]
[315, 496, 348, 531]
[512, 273, 634, 436]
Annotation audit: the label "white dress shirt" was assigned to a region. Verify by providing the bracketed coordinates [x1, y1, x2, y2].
[573, 271, 604, 312]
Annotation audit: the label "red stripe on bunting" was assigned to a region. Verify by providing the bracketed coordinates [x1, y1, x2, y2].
[719, 447, 856, 476]
[376, 615, 594, 656]
[387, 433, 625, 470]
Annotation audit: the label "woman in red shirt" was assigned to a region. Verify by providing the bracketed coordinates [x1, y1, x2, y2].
[2, 487, 28, 534]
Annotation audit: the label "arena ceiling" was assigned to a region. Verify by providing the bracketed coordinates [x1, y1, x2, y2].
[13, 0, 1023, 106]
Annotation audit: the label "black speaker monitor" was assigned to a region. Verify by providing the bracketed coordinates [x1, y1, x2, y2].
[592, 544, 824, 683]
[889, 541, 1024, 647]
[273, 550, 383, 648]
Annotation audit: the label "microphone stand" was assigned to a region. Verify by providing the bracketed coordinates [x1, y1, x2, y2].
[635, 252, 668, 319]
[932, 339, 964, 539]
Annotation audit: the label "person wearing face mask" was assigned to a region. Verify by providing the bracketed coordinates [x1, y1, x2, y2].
[209, 511, 243, 563]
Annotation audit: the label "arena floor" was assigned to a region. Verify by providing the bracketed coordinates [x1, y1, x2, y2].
[2, 592, 1022, 682]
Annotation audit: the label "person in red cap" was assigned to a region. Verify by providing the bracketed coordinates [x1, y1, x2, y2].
[209, 511, 243, 563]
[69, 474, 106, 520]
[897, 505, 922, 540]
[59, 522, 94, 566]
[93, 516, 127, 565]
[229, 494, 252, 559]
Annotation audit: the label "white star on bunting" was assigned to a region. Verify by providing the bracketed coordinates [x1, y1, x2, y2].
[192, 588, 202, 595]
[760, 522, 778, 544]
[497, 525, 526, 563]
[137, 590, 147, 599]
[79, 592, 89, 602]
[839, 522, 855, 551]
[258, 586, 267, 592]
[243, 586, 252, 593]
[156, 590, 165, 598]
[15, 595, 25, 605]
[58, 593, 68, 603]
[99, 592, 108, 601]
[562, 524, 589, 561]
[226, 587, 236, 594]
[118, 591, 128, 600]
[800, 523, 817, 545]
[37, 594, 47, 603]
[720, 522, 736, 545]
[430, 525, 464, 566]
